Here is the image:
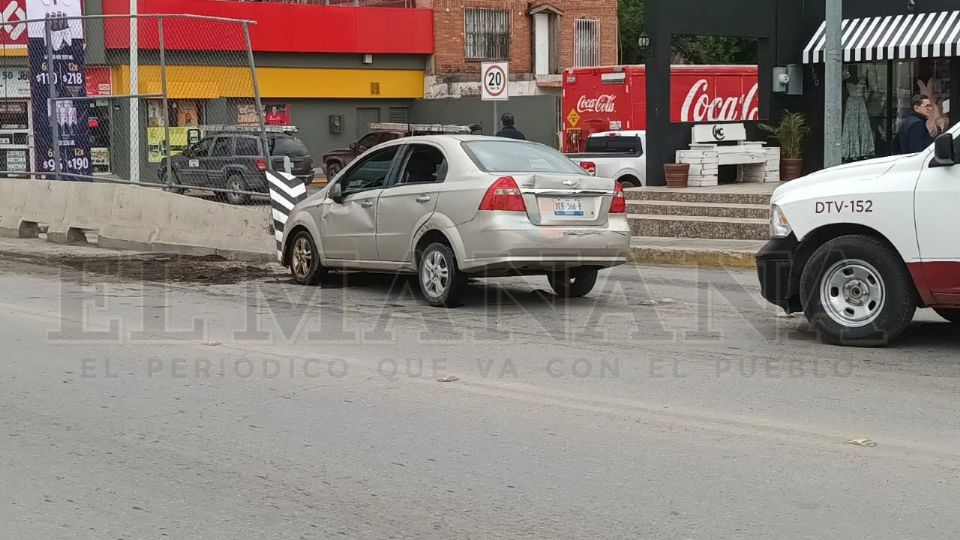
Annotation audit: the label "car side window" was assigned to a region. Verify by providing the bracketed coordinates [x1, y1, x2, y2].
[341, 146, 399, 195]
[358, 133, 380, 152]
[192, 137, 214, 157]
[235, 137, 261, 157]
[211, 137, 233, 158]
[398, 145, 447, 185]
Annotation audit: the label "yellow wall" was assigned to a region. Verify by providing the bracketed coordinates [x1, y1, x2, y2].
[113, 65, 424, 100]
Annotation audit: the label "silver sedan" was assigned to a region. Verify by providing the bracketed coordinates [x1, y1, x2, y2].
[281, 135, 631, 306]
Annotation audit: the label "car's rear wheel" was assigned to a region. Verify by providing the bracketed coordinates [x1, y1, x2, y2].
[226, 174, 248, 205]
[289, 231, 327, 285]
[418, 243, 468, 308]
[934, 308, 960, 323]
[325, 162, 342, 181]
[799, 235, 917, 347]
[548, 268, 599, 298]
[617, 176, 641, 188]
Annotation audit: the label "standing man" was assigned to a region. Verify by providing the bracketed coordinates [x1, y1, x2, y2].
[495, 113, 526, 140]
[896, 95, 935, 154]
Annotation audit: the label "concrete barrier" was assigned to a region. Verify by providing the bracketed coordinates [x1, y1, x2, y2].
[0, 179, 275, 261]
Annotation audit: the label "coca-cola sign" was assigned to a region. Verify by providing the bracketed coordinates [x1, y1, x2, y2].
[680, 79, 759, 123]
[577, 94, 617, 114]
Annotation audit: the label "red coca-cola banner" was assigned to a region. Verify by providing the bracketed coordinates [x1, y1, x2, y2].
[676, 78, 759, 123]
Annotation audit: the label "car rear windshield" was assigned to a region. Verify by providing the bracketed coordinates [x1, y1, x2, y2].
[585, 136, 642, 154]
[461, 140, 588, 175]
[270, 137, 309, 157]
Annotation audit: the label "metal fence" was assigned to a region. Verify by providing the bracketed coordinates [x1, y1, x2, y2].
[0, 13, 276, 205]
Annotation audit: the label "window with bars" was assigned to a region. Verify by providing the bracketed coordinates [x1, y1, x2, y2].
[465, 8, 511, 61]
[574, 19, 600, 67]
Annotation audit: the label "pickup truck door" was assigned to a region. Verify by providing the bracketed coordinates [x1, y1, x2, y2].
[915, 146, 960, 305]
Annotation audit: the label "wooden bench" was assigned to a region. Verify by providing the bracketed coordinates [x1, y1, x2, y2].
[675, 123, 780, 187]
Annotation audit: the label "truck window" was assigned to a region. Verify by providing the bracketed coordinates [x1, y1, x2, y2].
[586, 136, 642, 154]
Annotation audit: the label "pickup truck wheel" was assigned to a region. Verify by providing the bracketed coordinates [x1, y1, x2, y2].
[418, 243, 468, 308]
[325, 162, 342, 180]
[934, 308, 960, 323]
[617, 177, 641, 188]
[159, 168, 185, 195]
[289, 231, 327, 286]
[799, 235, 917, 347]
[548, 268, 599, 298]
[226, 175, 249, 205]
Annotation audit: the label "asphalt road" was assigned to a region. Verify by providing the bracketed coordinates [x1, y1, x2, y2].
[0, 249, 958, 539]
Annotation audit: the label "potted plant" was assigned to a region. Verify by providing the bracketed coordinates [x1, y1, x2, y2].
[663, 162, 690, 188]
[761, 111, 810, 181]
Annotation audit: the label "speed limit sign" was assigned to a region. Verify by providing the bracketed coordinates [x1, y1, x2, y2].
[481, 62, 509, 101]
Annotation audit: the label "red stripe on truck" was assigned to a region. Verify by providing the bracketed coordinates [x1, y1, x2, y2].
[908, 262, 960, 308]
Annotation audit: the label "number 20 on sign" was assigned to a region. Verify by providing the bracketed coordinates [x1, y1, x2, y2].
[481, 62, 509, 101]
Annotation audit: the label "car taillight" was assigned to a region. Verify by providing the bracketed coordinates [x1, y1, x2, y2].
[255, 158, 267, 172]
[610, 181, 626, 214]
[579, 161, 597, 176]
[479, 176, 526, 212]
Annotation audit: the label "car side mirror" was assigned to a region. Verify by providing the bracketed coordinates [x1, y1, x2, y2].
[931, 134, 956, 168]
[329, 182, 343, 204]
[349, 142, 358, 152]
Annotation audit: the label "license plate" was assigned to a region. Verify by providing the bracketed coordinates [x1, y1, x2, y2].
[553, 198, 584, 217]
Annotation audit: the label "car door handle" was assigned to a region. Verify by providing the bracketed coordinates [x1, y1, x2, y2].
[360, 201, 375, 208]
[416, 195, 432, 203]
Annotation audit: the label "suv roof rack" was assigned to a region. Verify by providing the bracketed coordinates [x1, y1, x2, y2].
[201, 124, 299, 135]
[368, 122, 480, 135]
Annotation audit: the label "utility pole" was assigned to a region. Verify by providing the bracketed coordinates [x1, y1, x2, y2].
[129, 0, 140, 182]
[823, 0, 843, 168]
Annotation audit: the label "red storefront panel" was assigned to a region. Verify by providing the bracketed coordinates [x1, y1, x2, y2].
[101, 0, 434, 55]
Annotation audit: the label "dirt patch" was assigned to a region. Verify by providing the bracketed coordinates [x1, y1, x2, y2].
[1, 251, 282, 285]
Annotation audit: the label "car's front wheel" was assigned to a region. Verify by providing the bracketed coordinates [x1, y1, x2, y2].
[289, 230, 327, 285]
[418, 243, 468, 307]
[934, 308, 960, 324]
[548, 268, 599, 298]
[799, 235, 917, 347]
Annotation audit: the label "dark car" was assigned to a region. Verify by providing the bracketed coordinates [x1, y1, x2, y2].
[321, 130, 404, 180]
[160, 133, 313, 204]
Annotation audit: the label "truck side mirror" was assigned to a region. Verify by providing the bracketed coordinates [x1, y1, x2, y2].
[329, 182, 344, 204]
[931, 134, 956, 168]
[349, 142, 358, 152]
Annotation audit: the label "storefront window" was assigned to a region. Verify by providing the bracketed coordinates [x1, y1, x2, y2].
[146, 100, 205, 163]
[841, 59, 952, 163]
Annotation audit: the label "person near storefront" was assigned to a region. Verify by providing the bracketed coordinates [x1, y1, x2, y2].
[896, 95, 935, 154]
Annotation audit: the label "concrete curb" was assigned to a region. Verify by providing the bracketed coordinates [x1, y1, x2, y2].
[628, 246, 757, 269]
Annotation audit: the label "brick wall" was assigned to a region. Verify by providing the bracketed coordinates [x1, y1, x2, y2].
[423, 0, 619, 76]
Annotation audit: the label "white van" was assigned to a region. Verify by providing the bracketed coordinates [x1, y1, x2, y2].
[757, 125, 960, 346]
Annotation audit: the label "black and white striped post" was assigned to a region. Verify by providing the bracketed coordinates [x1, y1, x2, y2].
[266, 170, 308, 261]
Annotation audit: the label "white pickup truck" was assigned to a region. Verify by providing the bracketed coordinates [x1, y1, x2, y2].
[566, 131, 646, 187]
[757, 124, 960, 347]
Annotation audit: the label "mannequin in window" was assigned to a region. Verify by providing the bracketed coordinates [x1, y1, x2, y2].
[841, 66, 875, 161]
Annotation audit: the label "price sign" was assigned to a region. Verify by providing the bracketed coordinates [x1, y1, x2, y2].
[481, 62, 509, 101]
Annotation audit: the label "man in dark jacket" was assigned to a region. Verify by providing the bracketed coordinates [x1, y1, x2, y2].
[897, 95, 935, 154]
[495, 113, 526, 140]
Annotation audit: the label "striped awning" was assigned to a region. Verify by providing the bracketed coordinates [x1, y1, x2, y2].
[803, 10, 960, 64]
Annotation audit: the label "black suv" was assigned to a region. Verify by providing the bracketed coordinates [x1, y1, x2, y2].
[160, 133, 314, 204]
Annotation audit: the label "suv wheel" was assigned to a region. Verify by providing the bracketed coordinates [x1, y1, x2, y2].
[800, 235, 917, 346]
[418, 243, 468, 307]
[226, 175, 249, 205]
[289, 231, 327, 285]
[934, 308, 960, 324]
[159, 168, 185, 195]
[548, 268, 599, 298]
[325, 162, 342, 181]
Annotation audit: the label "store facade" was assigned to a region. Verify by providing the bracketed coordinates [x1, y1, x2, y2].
[644, 0, 960, 185]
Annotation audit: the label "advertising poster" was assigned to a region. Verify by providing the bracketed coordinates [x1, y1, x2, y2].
[239, 103, 292, 126]
[28, 0, 91, 179]
[147, 127, 195, 163]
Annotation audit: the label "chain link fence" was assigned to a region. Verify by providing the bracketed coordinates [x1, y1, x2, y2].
[0, 13, 281, 207]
